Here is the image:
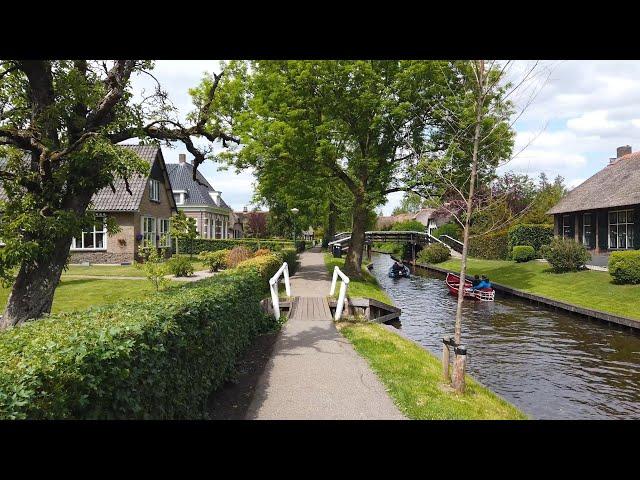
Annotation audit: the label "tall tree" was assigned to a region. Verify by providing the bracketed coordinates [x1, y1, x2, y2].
[0, 60, 237, 328]
[215, 60, 448, 277]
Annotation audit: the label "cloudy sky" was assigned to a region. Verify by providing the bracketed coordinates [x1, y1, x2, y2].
[132, 60, 640, 214]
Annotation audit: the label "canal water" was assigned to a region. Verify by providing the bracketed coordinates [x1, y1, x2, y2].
[371, 253, 640, 419]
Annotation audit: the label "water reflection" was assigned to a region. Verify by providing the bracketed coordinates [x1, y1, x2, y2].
[371, 253, 640, 419]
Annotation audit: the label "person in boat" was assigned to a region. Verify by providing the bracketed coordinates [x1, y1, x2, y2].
[472, 275, 492, 290]
[472, 274, 481, 287]
[391, 261, 404, 276]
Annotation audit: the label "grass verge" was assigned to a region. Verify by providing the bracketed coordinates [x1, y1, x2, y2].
[438, 258, 640, 321]
[338, 322, 527, 419]
[323, 253, 393, 304]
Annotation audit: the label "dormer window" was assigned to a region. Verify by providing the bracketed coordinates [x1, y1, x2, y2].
[173, 190, 186, 205]
[149, 179, 160, 202]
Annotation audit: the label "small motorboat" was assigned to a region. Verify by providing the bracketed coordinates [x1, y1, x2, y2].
[388, 264, 411, 278]
[445, 272, 495, 302]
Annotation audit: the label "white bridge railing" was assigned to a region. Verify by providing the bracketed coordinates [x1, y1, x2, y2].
[269, 262, 291, 320]
[330, 266, 350, 321]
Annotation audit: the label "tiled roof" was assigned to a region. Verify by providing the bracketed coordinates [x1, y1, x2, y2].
[91, 145, 159, 211]
[547, 152, 640, 214]
[0, 144, 163, 212]
[166, 162, 231, 210]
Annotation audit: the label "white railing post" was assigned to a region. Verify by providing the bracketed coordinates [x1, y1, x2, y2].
[330, 266, 350, 321]
[269, 262, 292, 320]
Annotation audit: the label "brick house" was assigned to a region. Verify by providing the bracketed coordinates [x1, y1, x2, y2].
[166, 154, 232, 238]
[70, 145, 177, 264]
[547, 145, 640, 255]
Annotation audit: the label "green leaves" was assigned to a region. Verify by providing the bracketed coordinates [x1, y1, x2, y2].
[0, 267, 274, 419]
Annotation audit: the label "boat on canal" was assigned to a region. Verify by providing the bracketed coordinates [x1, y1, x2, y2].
[388, 264, 411, 278]
[445, 272, 495, 302]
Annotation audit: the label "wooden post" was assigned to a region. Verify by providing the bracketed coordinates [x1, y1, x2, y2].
[595, 212, 600, 254]
[412, 243, 416, 265]
[442, 336, 452, 381]
[452, 345, 467, 394]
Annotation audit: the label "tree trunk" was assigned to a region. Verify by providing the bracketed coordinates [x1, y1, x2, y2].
[323, 200, 337, 248]
[1, 235, 73, 328]
[344, 194, 368, 278]
[454, 60, 484, 346]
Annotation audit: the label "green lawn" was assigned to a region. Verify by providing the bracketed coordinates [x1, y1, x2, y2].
[323, 253, 393, 304]
[438, 258, 640, 321]
[63, 256, 208, 278]
[339, 322, 526, 420]
[0, 278, 163, 314]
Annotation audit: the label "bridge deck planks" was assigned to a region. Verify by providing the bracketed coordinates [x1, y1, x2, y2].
[289, 296, 333, 321]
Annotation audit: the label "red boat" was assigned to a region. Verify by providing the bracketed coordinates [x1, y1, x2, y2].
[445, 272, 495, 302]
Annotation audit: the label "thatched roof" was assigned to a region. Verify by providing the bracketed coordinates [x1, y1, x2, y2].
[547, 152, 640, 214]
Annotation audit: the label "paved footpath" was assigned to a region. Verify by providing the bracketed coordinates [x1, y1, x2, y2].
[246, 247, 404, 419]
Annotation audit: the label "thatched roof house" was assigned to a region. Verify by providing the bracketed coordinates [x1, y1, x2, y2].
[547, 145, 639, 253]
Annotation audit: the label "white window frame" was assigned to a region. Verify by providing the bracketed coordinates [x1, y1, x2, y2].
[582, 213, 593, 248]
[142, 216, 157, 247]
[158, 218, 171, 247]
[562, 215, 571, 239]
[608, 209, 634, 250]
[173, 190, 186, 206]
[71, 215, 107, 251]
[149, 179, 160, 202]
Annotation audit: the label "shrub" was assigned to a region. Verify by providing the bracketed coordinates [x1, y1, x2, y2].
[253, 248, 272, 257]
[608, 250, 640, 284]
[417, 243, 451, 264]
[542, 238, 591, 273]
[136, 246, 170, 292]
[433, 222, 462, 241]
[172, 238, 295, 255]
[236, 253, 282, 282]
[469, 231, 509, 260]
[0, 269, 275, 419]
[512, 245, 536, 263]
[199, 250, 229, 272]
[279, 248, 298, 275]
[508, 224, 554, 255]
[167, 256, 194, 277]
[226, 246, 252, 268]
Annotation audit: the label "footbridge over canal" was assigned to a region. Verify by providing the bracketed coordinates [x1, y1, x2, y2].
[328, 230, 461, 261]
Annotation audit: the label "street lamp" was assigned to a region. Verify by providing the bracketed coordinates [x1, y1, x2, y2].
[291, 208, 299, 246]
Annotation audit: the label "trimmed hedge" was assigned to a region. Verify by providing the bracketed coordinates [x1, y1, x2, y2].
[512, 245, 536, 263]
[236, 253, 282, 282]
[0, 269, 275, 419]
[541, 238, 591, 273]
[199, 250, 229, 272]
[469, 231, 510, 260]
[508, 224, 554, 255]
[167, 256, 194, 277]
[279, 248, 299, 275]
[433, 222, 462, 241]
[173, 238, 296, 255]
[417, 243, 451, 264]
[609, 250, 640, 284]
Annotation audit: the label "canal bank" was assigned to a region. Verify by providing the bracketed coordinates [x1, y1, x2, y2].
[324, 253, 526, 420]
[371, 252, 640, 419]
[401, 258, 640, 330]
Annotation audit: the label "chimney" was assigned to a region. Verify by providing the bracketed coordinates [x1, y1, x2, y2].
[178, 153, 187, 164]
[610, 145, 632, 165]
[243, 205, 248, 213]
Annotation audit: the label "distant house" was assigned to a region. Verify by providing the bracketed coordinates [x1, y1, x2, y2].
[376, 208, 451, 235]
[230, 207, 270, 238]
[547, 145, 639, 253]
[166, 154, 232, 239]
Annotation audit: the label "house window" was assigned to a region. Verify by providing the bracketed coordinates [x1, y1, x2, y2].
[149, 179, 160, 202]
[203, 218, 210, 239]
[583, 213, 593, 248]
[142, 216, 156, 247]
[71, 216, 107, 250]
[562, 215, 571, 239]
[609, 209, 634, 250]
[173, 193, 182, 205]
[158, 218, 171, 247]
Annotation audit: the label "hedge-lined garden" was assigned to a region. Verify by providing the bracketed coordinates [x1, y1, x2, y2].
[173, 238, 310, 255]
[0, 250, 295, 419]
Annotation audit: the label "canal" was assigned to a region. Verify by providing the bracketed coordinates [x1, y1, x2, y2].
[370, 253, 640, 419]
